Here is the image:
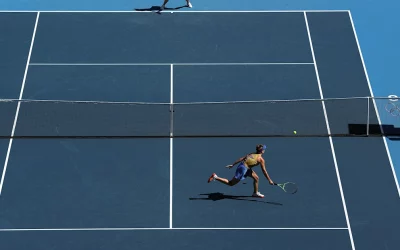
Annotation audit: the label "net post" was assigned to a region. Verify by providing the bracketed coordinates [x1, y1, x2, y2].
[367, 97, 370, 136]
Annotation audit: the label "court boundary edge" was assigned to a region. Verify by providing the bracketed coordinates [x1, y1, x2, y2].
[303, 11, 356, 250]
[169, 64, 174, 229]
[347, 11, 400, 198]
[0, 227, 349, 231]
[29, 63, 314, 66]
[0, 12, 40, 195]
[0, 10, 350, 13]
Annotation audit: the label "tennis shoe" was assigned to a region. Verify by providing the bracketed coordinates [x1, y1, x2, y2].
[208, 173, 216, 183]
[187, 2, 192, 8]
[252, 192, 264, 198]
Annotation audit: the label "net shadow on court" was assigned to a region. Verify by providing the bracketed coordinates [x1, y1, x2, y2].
[348, 123, 400, 140]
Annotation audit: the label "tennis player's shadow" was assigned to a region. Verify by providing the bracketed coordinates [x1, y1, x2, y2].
[134, 5, 188, 13]
[189, 192, 283, 206]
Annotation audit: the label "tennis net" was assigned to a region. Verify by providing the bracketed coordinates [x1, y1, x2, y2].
[0, 96, 398, 139]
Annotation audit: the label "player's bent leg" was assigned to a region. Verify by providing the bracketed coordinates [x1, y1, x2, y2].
[250, 171, 264, 198]
[216, 176, 240, 186]
[208, 163, 245, 186]
[250, 171, 259, 193]
[207, 173, 240, 186]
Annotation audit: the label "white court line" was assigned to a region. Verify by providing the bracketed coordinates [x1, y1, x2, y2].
[348, 11, 400, 198]
[0, 227, 348, 232]
[304, 12, 356, 250]
[169, 64, 174, 229]
[29, 63, 314, 66]
[0, 10, 350, 13]
[0, 12, 40, 196]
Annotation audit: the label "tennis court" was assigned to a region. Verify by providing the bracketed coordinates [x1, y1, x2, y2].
[0, 11, 399, 250]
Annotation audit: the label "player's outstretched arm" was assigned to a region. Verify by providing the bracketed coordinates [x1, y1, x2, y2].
[259, 158, 274, 185]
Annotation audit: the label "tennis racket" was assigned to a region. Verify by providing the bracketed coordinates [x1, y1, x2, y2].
[274, 182, 298, 194]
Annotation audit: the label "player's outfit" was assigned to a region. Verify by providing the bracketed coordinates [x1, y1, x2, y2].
[208, 145, 267, 198]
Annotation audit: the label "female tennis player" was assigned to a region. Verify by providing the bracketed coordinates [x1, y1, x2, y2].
[207, 144, 274, 198]
[160, 0, 192, 10]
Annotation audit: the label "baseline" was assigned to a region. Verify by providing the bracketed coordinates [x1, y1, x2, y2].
[29, 63, 314, 66]
[0, 227, 348, 231]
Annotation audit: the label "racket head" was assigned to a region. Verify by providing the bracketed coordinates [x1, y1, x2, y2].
[276, 182, 298, 194]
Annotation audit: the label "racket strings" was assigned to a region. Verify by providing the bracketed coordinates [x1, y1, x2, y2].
[282, 182, 298, 194]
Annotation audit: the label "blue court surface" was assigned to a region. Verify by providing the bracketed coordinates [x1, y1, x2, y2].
[1, 11, 400, 250]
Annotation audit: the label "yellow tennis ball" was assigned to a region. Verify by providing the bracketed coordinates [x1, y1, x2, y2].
[293, 131, 297, 134]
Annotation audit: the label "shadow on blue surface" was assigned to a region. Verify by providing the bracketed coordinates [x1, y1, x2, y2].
[134, 5, 189, 13]
[348, 123, 400, 140]
[189, 192, 283, 206]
